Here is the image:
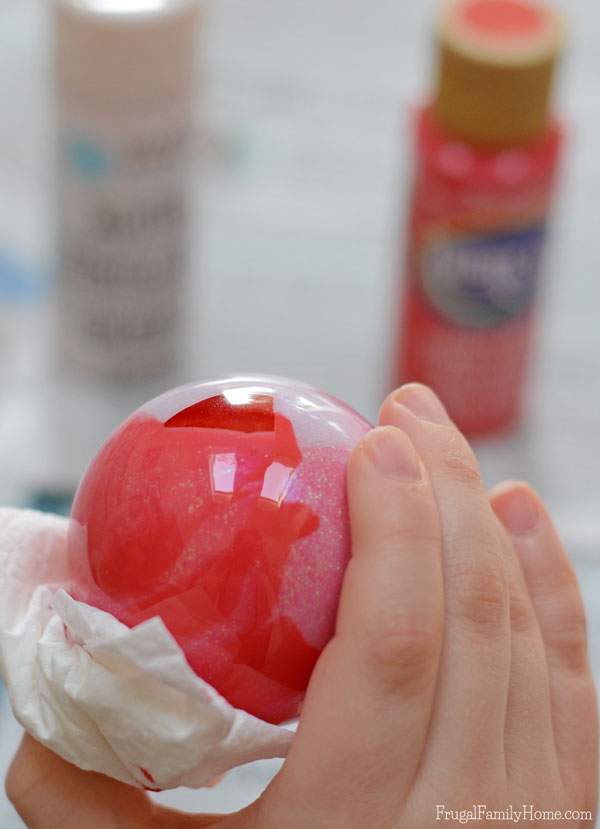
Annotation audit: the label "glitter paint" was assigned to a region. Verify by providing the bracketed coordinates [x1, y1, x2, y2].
[68, 376, 371, 723]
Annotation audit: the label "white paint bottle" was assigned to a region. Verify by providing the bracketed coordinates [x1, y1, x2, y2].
[54, 0, 200, 384]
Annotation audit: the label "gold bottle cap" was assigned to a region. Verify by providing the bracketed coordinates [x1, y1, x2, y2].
[434, 0, 565, 146]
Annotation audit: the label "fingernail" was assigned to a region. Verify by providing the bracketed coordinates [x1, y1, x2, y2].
[495, 486, 540, 536]
[394, 384, 452, 426]
[366, 427, 422, 482]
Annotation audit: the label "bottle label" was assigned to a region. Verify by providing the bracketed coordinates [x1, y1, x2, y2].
[398, 113, 562, 434]
[420, 222, 546, 329]
[57, 105, 191, 383]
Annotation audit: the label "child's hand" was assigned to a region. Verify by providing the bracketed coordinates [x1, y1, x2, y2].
[7, 384, 597, 828]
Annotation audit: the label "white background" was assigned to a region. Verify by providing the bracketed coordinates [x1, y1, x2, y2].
[1, 0, 599, 824]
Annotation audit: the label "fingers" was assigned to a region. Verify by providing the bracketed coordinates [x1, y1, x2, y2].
[491, 482, 599, 791]
[492, 513, 556, 777]
[5, 734, 153, 828]
[5, 734, 228, 829]
[277, 425, 444, 814]
[341, 426, 444, 713]
[380, 384, 511, 776]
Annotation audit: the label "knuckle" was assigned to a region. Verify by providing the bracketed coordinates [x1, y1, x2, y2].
[450, 558, 508, 633]
[365, 622, 440, 693]
[441, 450, 483, 489]
[509, 586, 535, 634]
[437, 432, 483, 488]
[379, 524, 441, 556]
[547, 605, 589, 672]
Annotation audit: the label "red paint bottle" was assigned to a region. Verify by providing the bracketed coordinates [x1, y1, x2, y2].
[397, 0, 565, 435]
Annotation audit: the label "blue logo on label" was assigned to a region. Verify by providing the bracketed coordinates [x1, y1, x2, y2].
[65, 137, 112, 180]
[420, 224, 546, 329]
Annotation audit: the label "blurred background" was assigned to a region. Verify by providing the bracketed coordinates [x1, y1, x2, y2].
[1, 0, 599, 823]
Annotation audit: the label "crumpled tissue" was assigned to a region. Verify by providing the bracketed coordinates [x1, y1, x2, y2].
[0, 508, 294, 790]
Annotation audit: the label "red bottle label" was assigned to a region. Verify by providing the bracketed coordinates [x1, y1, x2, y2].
[420, 223, 546, 329]
[398, 109, 562, 435]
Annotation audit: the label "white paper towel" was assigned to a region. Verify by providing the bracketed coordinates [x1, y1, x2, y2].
[0, 508, 293, 790]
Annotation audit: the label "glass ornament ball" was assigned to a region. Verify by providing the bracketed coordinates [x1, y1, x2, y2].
[68, 376, 372, 724]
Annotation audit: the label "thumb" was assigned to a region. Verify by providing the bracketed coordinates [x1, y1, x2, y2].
[268, 427, 444, 821]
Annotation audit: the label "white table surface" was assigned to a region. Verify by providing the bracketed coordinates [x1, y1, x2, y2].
[1, 0, 599, 824]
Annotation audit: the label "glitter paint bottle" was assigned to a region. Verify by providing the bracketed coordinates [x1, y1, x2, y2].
[54, 0, 200, 384]
[396, 0, 564, 435]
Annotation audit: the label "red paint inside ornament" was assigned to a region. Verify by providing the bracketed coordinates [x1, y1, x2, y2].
[68, 378, 371, 723]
